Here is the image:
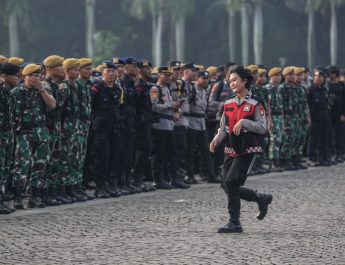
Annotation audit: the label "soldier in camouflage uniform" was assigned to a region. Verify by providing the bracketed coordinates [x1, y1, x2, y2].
[265, 67, 284, 172]
[43, 55, 71, 205]
[59, 59, 87, 202]
[293, 67, 309, 169]
[279, 67, 299, 170]
[12, 64, 56, 208]
[76, 58, 94, 200]
[0, 62, 19, 214]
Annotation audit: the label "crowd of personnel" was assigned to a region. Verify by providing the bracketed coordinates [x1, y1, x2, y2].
[0, 54, 344, 215]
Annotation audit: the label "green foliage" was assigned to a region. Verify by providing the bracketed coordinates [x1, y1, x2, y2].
[93, 31, 120, 65]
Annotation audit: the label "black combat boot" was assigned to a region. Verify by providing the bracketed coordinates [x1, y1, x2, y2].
[0, 191, 12, 214]
[207, 174, 222, 184]
[156, 178, 173, 189]
[104, 181, 121, 197]
[28, 187, 46, 208]
[256, 192, 273, 220]
[66, 185, 88, 202]
[95, 187, 110, 199]
[185, 175, 197, 184]
[42, 187, 62, 206]
[75, 184, 95, 200]
[14, 188, 24, 209]
[218, 209, 243, 233]
[172, 175, 190, 189]
[55, 185, 73, 204]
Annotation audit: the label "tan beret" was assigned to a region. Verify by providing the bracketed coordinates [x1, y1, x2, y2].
[0, 55, 8, 64]
[79, 58, 93, 69]
[282, 66, 295, 76]
[8, 57, 24, 66]
[22, 64, 40, 76]
[247, 64, 259, 74]
[63, 58, 80, 71]
[268, 67, 282, 78]
[206, 66, 217, 76]
[196, 64, 205, 71]
[43, 55, 64, 67]
[294, 67, 305, 75]
[258, 68, 267, 76]
[96, 64, 104, 73]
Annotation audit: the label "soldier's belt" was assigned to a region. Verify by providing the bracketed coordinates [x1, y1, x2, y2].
[183, 112, 205, 118]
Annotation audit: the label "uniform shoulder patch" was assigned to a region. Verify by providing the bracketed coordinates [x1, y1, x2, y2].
[258, 104, 265, 116]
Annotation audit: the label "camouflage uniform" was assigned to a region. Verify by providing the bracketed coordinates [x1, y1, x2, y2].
[295, 85, 309, 158]
[279, 82, 298, 161]
[59, 80, 80, 186]
[0, 82, 15, 188]
[12, 84, 51, 189]
[76, 79, 92, 185]
[265, 83, 283, 160]
[45, 78, 63, 187]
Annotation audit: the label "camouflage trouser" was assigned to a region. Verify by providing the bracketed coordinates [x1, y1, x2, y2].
[13, 128, 49, 189]
[269, 115, 283, 160]
[76, 121, 90, 185]
[280, 114, 298, 160]
[60, 119, 79, 186]
[0, 130, 14, 188]
[295, 119, 308, 157]
[46, 124, 63, 186]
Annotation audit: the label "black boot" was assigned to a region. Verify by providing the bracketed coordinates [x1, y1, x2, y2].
[172, 175, 190, 189]
[0, 191, 12, 214]
[55, 185, 73, 204]
[256, 192, 273, 220]
[185, 175, 197, 184]
[218, 209, 243, 233]
[28, 187, 46, 208]
[156, 179, 173, 189]
[14, 188, 24, 209]
[66, 185, 88, 202]
[75, 184, 95, 200]
[207, 174, 222, 184]
[104, 181, 121, 197]
[42, 187, 62, 206]
[95, 187, 110, 198]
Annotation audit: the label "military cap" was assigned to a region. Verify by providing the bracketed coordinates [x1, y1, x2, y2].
[246, 64, 259, 74]
[326, 65, 340, 76]
[151, 67, 159, 74]
[313, 68, 327, 77]
[206, 66, 217, 76]
[168, 61, 181, 69]
[1, 62, 20, 75]
[138, 60, 152, 68]
[225, 62, 236, 70]
[182, 63, 198, 71]
[96, 64, 104, 73]
[123, 56, 138, 65]
[196, 64, 205, 71]
[92, 68, 102, 77]
[268, 67, 282, 78]
[0, 55, 8, 64]
[63, 58, 80, 71]
[102, 60, 117, 69]
[294, 67, 305, 75]
[198, 71, 210, 78]
[79, 58, 93, 68]
[113, 57, 125, 65]
[157, 66, 171, 75]
[43, 55, 64, 67]
[22, 64, 40, 76]
[282, 66, 295, 76]
[8, 57, 24, 67]
[258, 68, 267, 76]
[217, 66, 225, 73]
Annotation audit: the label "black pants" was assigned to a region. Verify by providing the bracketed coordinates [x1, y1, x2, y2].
[93, 132, 120, 188]
[186, 128, 215, 179]
[308, 117, 331, 161]
[222, 155, 258, 213]
[134, 123, 152, 182]
[331, 118, 345, 157]
[173, 126, 188, 172]
[151, 129, 178, 182]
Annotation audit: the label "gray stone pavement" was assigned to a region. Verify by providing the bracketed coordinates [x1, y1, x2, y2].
[1, 164, 345, 265]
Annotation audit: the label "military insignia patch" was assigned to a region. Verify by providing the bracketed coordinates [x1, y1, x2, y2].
[259, 104, 265, 116]
[243, 104, 251, 112]
[150, 90, 158, 100]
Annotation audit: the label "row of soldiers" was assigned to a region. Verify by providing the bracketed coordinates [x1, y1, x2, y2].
[1, 54, 345, 215]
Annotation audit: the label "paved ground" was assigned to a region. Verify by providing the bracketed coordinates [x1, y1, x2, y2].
[1, 164, 345, 265]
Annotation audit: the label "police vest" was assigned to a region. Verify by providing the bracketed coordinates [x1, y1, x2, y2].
[223, 96, 263, 157]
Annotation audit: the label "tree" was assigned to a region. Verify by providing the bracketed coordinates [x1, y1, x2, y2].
[85, 0, 96, 58]
[241, 0, 250, 65]
[285, 0, 322, 68]
[253, 0, 263, 64]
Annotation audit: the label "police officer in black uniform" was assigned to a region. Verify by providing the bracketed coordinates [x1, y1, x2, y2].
[307, 68, 332, 166]
[90, 61, 122, 198]
[133, 60, 155, 192]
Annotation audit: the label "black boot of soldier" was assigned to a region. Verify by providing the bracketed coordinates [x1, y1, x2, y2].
[104, 181, 121, 198]
[14, 188, 24, 209]
[156, 178, 173, 189]
[172, 175, 190, 189]
[0, 191, 12, 214]
[55, 185, 73, 204]
[208, 174, 222, 184]
[68, 185, 88, 202]
[218, 209, 243, 233]
[75, 184, 95, 200]
[42, 187, 62, 206]
[239, 187, 272, 220]
[28, 187, 46, 208]
[185, 175, 198, 185]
